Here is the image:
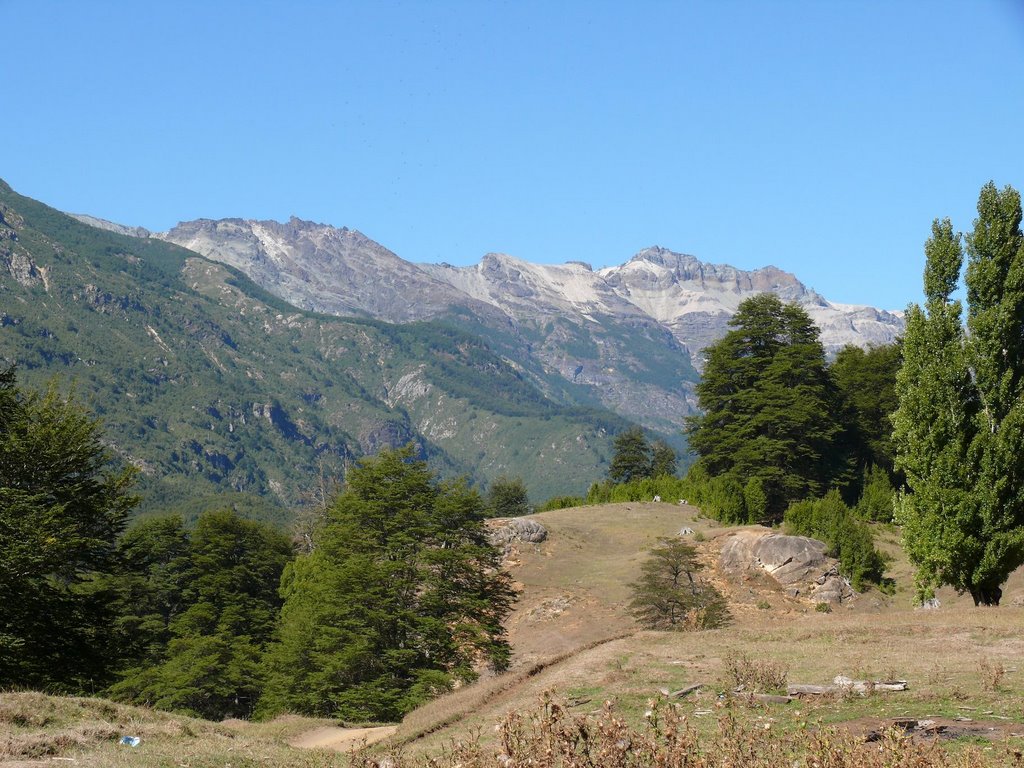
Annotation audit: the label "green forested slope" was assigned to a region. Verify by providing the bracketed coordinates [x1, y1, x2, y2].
[0, 180, 632, 517]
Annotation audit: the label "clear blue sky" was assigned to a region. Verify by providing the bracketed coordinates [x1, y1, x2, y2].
[4, 1, 1023, 310]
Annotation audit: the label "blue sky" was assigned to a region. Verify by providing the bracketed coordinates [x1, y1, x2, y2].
[3, 1, 1023, 310]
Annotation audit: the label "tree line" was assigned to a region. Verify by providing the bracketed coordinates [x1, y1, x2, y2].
[0, 375, 513, 721]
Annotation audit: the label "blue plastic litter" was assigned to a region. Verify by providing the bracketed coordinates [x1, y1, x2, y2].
[119, 736, 141, 747]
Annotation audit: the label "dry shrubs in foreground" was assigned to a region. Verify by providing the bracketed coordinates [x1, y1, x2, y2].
[359, 695, 997, 768]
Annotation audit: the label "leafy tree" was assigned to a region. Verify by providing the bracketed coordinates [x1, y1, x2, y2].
[831, 342, 903, 484]
[628, 538, 729, 630]
[108, 515, 191, 667]
[259, 445, 514, 722]
[109, 510, 292, 719]
[855, 465, 895, 523]
[650, 440, 677, 478]
[0, 368, 137, 690]
[487, 475, 530, 517]
[687, 294, 849, 521]
[608, 426, 652, 484]
[894, 183, 1024, 605]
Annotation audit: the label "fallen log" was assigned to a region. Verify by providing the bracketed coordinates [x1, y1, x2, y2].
[669, 683, 704, 698]
[788, 678, 908, 697]
[730, 692, 795, 705]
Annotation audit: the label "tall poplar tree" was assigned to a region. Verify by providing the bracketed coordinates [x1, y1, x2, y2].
[894, 183, 1024, 605]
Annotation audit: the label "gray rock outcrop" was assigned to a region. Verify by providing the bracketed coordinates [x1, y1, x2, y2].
[720, 530, 854, 604]
[488, 518, 548, 550]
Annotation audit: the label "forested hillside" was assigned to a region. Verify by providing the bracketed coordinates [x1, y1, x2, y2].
[0, 179, 638, 514]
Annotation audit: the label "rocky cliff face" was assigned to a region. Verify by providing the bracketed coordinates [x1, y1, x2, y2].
[595, 247, 904, 364]
[156, 218, 501, 323]
[149, 217, 902, 433]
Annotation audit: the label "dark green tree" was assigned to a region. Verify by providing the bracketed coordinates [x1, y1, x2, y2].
[628, 538, 729, 630]
[894, 183, 1024, 606]
[831, 342, 903, 483]
[608, 426, 652, 484]
[487, 475, 530, 517]
[109, 510, 292, 718]
[0, 368, 137, 690]
[108, 515, 192, 667]
[258, 445, 514, 722]
[650, 440, 677, 478]
[687, 295, 849, 520]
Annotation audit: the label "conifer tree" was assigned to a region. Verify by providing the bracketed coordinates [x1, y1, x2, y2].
[109, 510, 291, 718]
[628, 538, 728, 630]
[650, 440, 677, 478]
[608, 426, 652, 483]
[687, 295, 848, 520]
[894, 183, 1024, 605]
[0, 368, 137, 690]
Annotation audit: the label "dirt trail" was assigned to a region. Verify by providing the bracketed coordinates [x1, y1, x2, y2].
[290, 725, 398, 753]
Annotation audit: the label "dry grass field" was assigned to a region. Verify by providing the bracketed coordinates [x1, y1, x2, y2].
[386, 502, 1024, 763]
[3, 501, 1023, 766]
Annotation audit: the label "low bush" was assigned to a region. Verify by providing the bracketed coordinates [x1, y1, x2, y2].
[784, 490, 888, 590]
[537, 495, 585, 512]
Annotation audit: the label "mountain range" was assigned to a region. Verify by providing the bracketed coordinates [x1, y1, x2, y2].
[0, 178, 902, 518]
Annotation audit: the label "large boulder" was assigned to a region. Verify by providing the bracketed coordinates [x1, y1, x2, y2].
[720, 530, 853, 604]
[488, 517, 548, 550]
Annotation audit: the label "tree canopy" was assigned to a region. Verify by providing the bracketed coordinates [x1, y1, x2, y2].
[0, 367, 138, 690]
[894, 183, 1024, 606]
[608, 426, 653, 484]
[259, 445, 514, 722]
[686, 294, 849, 521]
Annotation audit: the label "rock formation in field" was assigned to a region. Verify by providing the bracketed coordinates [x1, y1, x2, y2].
[719, 530, 854, 604]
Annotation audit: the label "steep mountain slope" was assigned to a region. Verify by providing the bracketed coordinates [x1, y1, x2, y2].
[0, 180, 632, 515]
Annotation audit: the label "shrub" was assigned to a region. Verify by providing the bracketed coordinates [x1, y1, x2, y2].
[723, 651, 788, 693]
[628, 538, 730, 630]
[537, 495, 585, 512]
[783, 490, 887, 590]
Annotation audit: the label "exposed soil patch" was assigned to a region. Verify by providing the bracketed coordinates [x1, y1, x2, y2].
[839, 716, 1024, 743]
[290, 725, 398, 753]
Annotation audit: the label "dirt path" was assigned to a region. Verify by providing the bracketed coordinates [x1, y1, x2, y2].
[290, 725, 398, 753]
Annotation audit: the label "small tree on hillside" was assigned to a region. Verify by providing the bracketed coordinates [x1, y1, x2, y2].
[608, 426, 652, 484]
[650, 440, 678, 478]
[487, 475, 530, 517]
[628, 538, 729, 630]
